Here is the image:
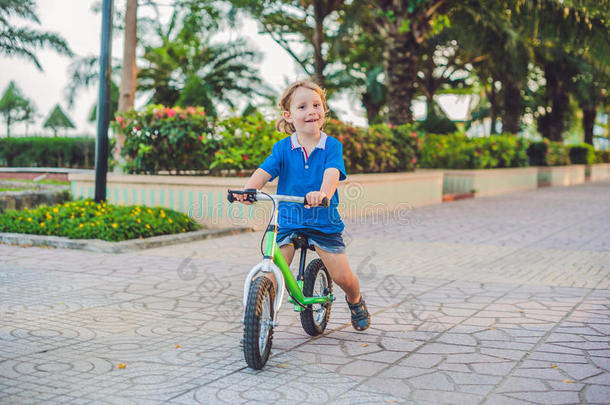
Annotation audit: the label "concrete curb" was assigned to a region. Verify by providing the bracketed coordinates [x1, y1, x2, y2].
[0, 227, 252, 253]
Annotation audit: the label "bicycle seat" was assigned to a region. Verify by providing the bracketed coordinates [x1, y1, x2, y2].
[290, 233, 316, 251]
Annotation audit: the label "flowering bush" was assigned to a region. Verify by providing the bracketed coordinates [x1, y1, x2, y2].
[0, 199, 200, 242]
[324, 120, 418, 173]
[595, 150, 610, 163]
[419, 133, 529, 169]
[112, 105, 213, 174]
[210, 113, 286, 175]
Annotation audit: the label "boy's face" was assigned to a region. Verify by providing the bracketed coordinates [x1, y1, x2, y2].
[283, 87, 325, 136]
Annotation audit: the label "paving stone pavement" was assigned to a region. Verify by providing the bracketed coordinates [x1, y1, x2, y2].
[1, 180, 609, 405]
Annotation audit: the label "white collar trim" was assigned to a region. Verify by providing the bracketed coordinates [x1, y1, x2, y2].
[290, 131, 327, 150]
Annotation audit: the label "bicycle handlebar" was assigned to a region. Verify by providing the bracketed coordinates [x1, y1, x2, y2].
[227, 189, 329, 207]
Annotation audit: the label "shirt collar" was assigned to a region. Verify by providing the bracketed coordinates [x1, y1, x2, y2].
[290, 131, 327, 150]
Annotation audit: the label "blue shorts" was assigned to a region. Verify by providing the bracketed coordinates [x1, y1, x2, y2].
[276, 228, 346, 254]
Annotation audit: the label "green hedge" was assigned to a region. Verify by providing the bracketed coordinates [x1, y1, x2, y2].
[0, 137, 95, 168]
[595, 150, 610, 163]
[569, 144, 596, 165]
[527, 140, 571, 166]
[114, 107, 419, 175]
[0, 199, 200, 241]
[325, 120, 418, 173]
[418, 133, 528, 169]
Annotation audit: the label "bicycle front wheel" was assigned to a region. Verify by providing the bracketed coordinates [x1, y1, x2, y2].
[243, 276, 275, 369]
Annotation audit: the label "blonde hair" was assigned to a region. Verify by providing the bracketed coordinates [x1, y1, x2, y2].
[275, 80, 328, 134]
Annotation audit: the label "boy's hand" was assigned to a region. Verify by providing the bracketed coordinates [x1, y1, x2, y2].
[233, 190, 253, 205]
[305, 191, 327, 208]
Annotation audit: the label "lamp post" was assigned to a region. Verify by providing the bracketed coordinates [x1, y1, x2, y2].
[94, 0, 113, 202]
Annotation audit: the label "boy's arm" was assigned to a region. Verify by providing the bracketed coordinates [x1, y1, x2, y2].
[306, 168, 339, 208]
[244, 168, 272, 189]
[234, 168, 272, 204]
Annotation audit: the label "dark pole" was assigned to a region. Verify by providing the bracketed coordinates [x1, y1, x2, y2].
[94, 0, 113, 202]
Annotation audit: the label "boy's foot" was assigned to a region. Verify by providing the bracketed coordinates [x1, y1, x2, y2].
[346, 296, 370, 331]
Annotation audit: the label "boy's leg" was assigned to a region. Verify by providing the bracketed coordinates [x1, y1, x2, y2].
[313, 247, 360, 304]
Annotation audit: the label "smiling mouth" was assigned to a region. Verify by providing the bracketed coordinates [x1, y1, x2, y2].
[305, 118, 319, 123]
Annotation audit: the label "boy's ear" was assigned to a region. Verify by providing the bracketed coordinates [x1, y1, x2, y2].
[282, 110, 293, 123]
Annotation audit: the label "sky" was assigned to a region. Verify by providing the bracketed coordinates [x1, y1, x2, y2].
[0, 1, 470, 136]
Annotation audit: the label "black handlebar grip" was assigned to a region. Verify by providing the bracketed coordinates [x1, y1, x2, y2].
[304, 196, 330, 207]
[227, 190, 236, 203]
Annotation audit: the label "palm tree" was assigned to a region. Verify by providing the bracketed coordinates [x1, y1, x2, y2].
[0, 0, 72, 70]
[137, 6, 266, 117]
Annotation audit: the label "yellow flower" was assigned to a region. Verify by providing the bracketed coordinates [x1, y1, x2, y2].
[18, 216, 22, 220]
[27, 217, 32, 222]
[90, 222, 95, 227]
[147, 209, 152, 214]
[182, 228, 186, 232]
[112, 223, 118, 228]
[168, 218, 173, 224]
[145, 224, 151, 229]
[137, 218, 141, 223]
[53, 208, 59, 213]
[79, 223, 84, 228]
[40, 222, 45, 227]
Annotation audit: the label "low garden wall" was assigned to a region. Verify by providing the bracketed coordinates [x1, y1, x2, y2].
[537, 165, 586, 187]
[68, 171, 443, 230]
[589, 163, 610, 182]
[443, 167, 538, 197]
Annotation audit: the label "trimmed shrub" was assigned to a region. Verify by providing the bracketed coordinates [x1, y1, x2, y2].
[569, 144, 596, 165]
[417, 114, 457, 134]
[0, 137, 95, 168]
[0, 199, 200, 241]
[419, 133, 528, 169]
[527, 140, 570, 166]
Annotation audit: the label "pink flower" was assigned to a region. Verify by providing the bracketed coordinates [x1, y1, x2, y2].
[242, 154, 249, 161]
[116, 116, 124, 123]
[338, 134, 345, 142]
[166, 108, 176, 117]
[411, 158, 417, 164]
[411, 131, 417, 138]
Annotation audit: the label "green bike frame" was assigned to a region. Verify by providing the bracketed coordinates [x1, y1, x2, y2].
[240, 191, 334, 324]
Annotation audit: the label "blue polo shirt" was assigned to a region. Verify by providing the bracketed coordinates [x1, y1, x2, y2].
[259, 131, 347, 234]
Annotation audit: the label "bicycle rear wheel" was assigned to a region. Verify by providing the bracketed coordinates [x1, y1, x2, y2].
[300, 258, 333, 336]
[243, 276, 275, 369]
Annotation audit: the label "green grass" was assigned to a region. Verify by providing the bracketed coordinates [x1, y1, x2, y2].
[0, 187, 28, 192]
[3, 178, 70, 186]
[0, 199, 202, 242]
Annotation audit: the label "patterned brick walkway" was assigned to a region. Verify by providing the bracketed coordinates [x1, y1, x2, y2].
[1, 180, 609, 404]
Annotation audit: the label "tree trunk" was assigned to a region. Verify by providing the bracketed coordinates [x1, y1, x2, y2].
[312, 2, 326, 87]
[489, 79, 498, 134]
[118, 0, 138, 112]
[502, 78, 521, 134]
[361, 92, 382, 124]
[386, 31, 417, 125]
[115, 0, 138, 172]
[582, 105, 596, 145]
[543, 64, 569, 142]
